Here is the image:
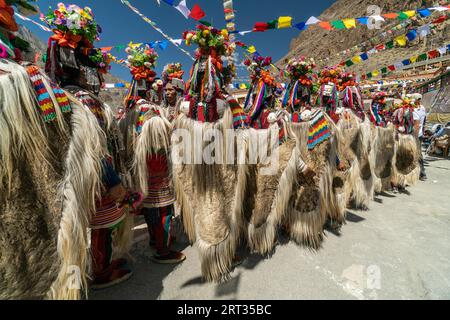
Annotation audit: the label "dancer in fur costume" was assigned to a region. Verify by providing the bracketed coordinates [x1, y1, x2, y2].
[281, 59, 342, 246]
[369, 92, 396, 193]
[320, 68, 373, 210]
[391, 99, 420, 190]
[341, 72, 375, 205]
[240, 54, 302, 255]
[1, 2, 113, 299]
[43, 3, 134, 290]
[174, 25, 249, 282]
[131, 99, 185, 263]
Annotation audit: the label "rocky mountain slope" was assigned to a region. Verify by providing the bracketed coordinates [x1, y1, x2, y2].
[277, 0, 450, 78]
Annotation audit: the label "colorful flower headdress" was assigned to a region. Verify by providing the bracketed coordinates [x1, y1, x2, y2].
[125, 43, 158, 82]
[339, 72, 358, 91]
[286, 56, 316, 79]
[244, 53, 275, 85]
[183, 25, 234, 58]
[162, 63, 184, 83]
[0, 0, 38, 60]
[41, 3, 101, 48]
[318, 65, 344, 85]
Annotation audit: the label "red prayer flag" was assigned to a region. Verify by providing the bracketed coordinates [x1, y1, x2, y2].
[383, 13, 399, 19]
[253, 22, 269, 32]
[318, 21, 333, 30]
[388, 65, 396, 71]
[375, 44, 385, 51]
[189, 4, 206, 21]
[427, 50, 439, 59]
[432, 15, 447, 24]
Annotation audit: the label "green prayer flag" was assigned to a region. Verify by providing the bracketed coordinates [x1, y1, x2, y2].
[331, 20, 346, 29]
[386, 40, 394, 49]
[199, 20, 212, 26]
[345, 59, 354, 67]
[267, 20, 277, 29]
[367, 72, 373, 78]
[398, 12, 409, 20]
[381, 67, 388, 74]
[418, 53, 428, 61]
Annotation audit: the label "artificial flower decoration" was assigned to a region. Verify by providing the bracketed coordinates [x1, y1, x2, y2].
[162, 62, 184, 82]
[318, 65, 344, 86]
[183, 24, 234, 59]
[81, 47, 111, 73]
[244, 53, 274, 83]
[285, 56, 316, 88]
[125, 43, 158, 82]
[339, 72, 358, 91]
[41, 3, 101, 48]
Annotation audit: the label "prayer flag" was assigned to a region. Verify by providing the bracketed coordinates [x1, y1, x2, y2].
[331, 20, 346, 29]
[253, 22, 269, 32]
[395, 35, 407, 46]
[342, 18, 356, 28]
[175, 0, 191, 19]
[189, 4, 206, 20]
[319, 21, 333, 30]
[305, 16, 321, 25]
[278, 16, 292, 29]
[294, 22, 307, 30]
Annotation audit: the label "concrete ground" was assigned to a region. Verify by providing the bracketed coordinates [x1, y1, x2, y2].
[91, 155, 450, 300]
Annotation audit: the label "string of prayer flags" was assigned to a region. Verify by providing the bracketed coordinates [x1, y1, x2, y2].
[361, 44, 450, 79]
[239, 4, 448, 35]
[121, 0, 194, 60]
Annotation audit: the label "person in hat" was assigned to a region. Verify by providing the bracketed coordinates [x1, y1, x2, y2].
[160, 62, 185, 121]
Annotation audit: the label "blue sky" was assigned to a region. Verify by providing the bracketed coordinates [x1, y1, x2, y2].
[29, 0, 335, 83]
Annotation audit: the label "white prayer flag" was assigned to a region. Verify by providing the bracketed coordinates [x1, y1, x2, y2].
[305, 16, 321, 25]
[175, 0, 191, 19]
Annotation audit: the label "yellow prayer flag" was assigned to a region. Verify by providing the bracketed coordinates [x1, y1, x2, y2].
[239, 83, 247, 89]
[247, 45, 256, 54]
[351, 56, 362, 64]
[372, 70, 380, 77]
[404, 10, 416, 18]
[278, 16, 293, 29]
[395, 35, 407, 47]
[343, 18, 356, 29]
[410, 56, 418, 63]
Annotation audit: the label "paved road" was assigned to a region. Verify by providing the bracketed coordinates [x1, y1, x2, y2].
[91, 155, 450, 300]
